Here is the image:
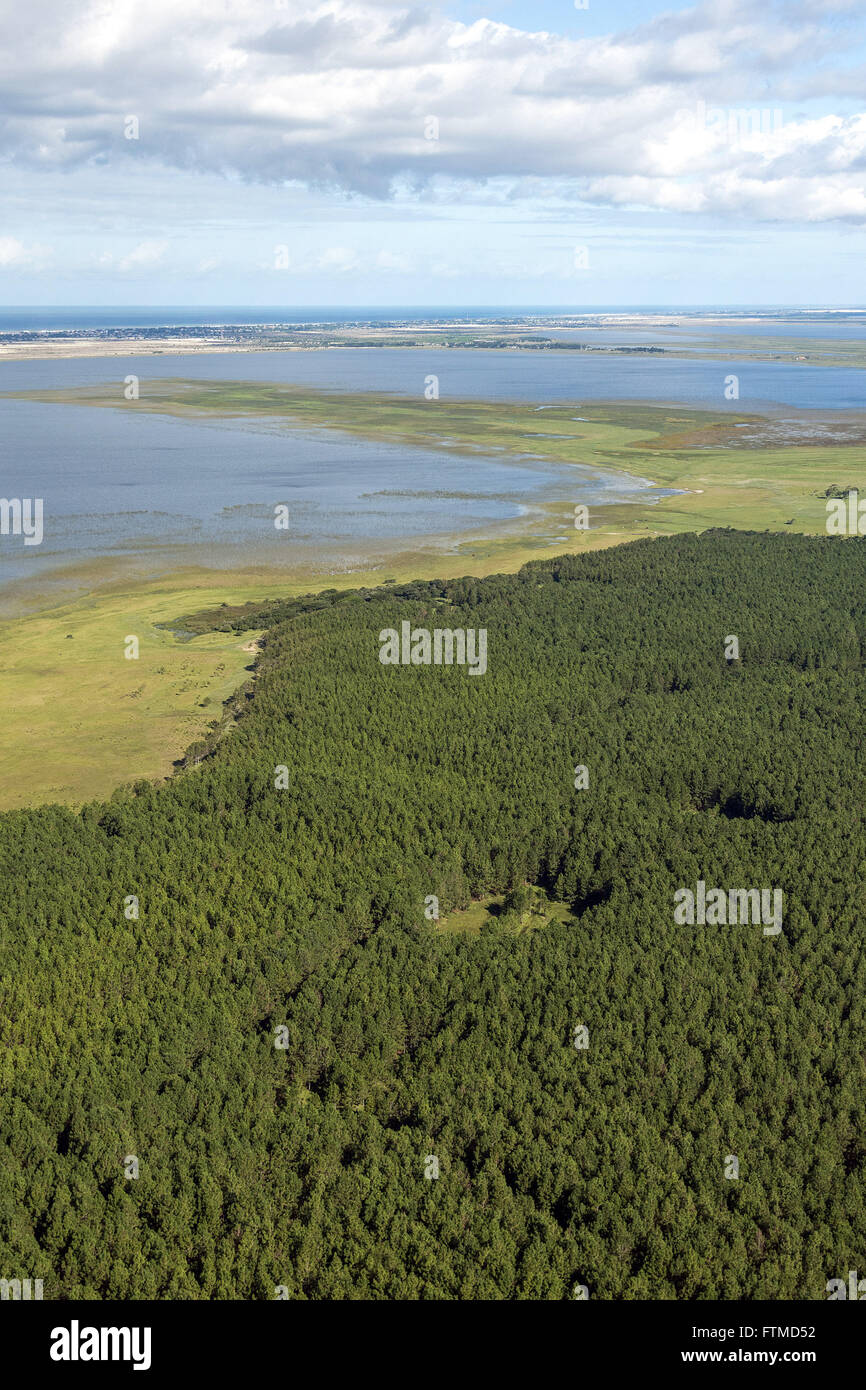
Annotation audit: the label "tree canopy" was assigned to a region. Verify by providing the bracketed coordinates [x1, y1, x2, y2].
[1, 529, 864, 1299]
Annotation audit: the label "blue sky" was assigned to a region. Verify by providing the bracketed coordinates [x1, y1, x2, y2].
[0, 0, 864, 306]
[444, 1, 701, 38]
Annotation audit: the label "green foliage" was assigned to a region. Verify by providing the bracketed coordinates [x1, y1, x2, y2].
[1, 530, 864, 1299]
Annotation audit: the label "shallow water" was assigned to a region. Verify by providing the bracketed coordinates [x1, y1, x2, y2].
[0, 337, 861, 599]
[0, 394, 665, 591]
[2, 344, 863, 408]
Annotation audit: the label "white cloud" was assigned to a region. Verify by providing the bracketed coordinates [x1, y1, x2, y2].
[0, 0, 863, 222]
[376, 248, 412, 271]
[117, 240, 168, 271]
[316, 245, 361, 272]
[0, 236, 51, 267]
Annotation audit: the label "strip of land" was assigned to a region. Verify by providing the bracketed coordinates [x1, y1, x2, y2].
[4, 380, 866, 812]
[3, 314, 866, 367]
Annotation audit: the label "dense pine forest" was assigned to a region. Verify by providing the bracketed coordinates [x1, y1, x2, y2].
[2, 529, 865, 1299]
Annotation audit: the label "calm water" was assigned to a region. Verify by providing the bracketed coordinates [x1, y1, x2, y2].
[2, 344, 863, 408]
[0, 386, 664, 594]
[0, 324, 862, 602]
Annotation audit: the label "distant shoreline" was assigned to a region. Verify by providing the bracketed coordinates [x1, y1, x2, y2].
[2, 310, 865, 367]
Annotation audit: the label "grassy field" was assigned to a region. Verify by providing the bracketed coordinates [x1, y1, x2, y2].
[0, 579, 264, 811]
[3, 380, 866, 811]
[436, 887, 576, 935]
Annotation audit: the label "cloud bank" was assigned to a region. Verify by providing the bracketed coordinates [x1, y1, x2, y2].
[0, 0, 863, 221]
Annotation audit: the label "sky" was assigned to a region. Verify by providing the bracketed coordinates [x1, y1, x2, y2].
[0, 0, 864, 307]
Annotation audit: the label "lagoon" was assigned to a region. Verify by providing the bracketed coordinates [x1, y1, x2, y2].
[0, 338, 861, 606]
[2, 344, 863, 408]
[0, 388, 664, 599]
